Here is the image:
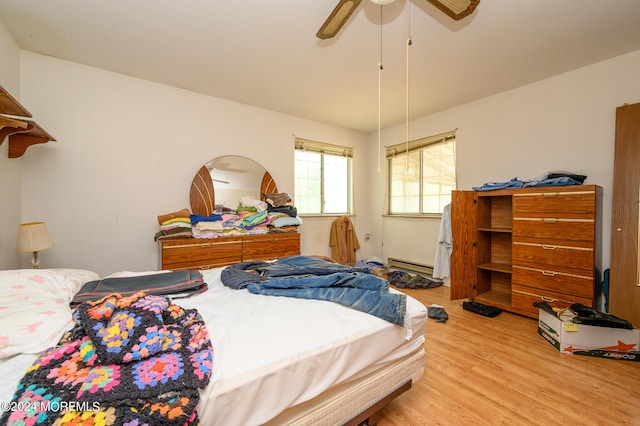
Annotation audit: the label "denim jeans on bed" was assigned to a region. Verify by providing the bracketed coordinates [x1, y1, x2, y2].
[255, 255, 373, 277]
[220, 256, 406, 325]
[220, 256, 374, 289]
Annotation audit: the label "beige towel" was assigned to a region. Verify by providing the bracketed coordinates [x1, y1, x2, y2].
[157, 208, 191, 225]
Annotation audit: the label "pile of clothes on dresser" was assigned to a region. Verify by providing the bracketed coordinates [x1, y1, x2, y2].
[154, 192, 302, 241]
[472, 170, 587, 191]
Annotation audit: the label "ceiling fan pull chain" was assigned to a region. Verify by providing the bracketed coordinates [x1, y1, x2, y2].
[405, 4, 413, 169]
[378, 4, 384, 172]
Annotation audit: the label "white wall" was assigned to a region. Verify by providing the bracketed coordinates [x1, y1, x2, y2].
[18, 52, 368, 276]
[0, 21, 22, 269]
[9, 39, 640, 278]
[364, 49, 640, 277]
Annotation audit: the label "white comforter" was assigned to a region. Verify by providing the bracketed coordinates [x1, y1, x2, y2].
[0, 267, 428, 425]
[184, 268, 427, 425]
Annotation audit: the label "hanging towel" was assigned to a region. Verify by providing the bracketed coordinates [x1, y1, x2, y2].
[433, 203, 452, 279]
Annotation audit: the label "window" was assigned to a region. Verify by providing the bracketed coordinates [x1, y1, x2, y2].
[387, 131, 456, 215]
[294, 138, 352, 215]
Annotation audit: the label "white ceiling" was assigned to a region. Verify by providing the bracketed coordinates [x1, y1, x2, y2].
[2, 0, 640, 133]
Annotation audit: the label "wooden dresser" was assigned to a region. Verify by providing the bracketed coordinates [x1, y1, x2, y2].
[450, 185, 602, 319]
[159, 233, 300, 270]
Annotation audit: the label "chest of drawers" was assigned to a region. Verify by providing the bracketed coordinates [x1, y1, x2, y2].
[450, 185, 601, 318]
[511, 187, 601, 317]
[159, 233, 301, 270]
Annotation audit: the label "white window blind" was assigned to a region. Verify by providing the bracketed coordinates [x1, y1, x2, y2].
[294, 138, 352, 215]
[387, 130, 456, 215]
[295, 138, 353, 158]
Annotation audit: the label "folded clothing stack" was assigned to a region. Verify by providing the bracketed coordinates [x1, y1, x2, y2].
[263, 192, 301, 233]
[155, 208, 193, 241]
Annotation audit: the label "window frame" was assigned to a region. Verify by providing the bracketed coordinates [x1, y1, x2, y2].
[386, 131, 456, 217]
[294, 138, 353, 216]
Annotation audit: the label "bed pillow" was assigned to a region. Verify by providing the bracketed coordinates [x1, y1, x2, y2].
[0, 268, 100, 359]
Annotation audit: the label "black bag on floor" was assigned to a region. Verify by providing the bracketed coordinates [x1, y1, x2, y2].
[462, 301, 502, 318]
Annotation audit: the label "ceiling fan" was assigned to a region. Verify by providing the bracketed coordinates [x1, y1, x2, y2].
[316, 0, 480, 39]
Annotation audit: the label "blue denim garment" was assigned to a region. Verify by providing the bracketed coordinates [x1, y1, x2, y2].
[525, 176, 582, 187]
[220, 256, 406, 325]
[247, 271, 388, 291]
[473, 175, 583, 191]
[472, 177, 525, 191]
[220, 256, 372, 289]
[257, 255, 372, 276]
[248, 284, 406, 326]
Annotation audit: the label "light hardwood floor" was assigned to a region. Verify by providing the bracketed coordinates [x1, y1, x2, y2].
[375, 285, 640, 425]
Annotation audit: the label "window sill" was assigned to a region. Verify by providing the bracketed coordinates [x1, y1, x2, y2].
[299, 214, 354, 219]
[383, 214, 442, 219]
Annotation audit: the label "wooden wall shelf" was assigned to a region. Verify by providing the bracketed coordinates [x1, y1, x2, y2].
[0, 86, 56, 158]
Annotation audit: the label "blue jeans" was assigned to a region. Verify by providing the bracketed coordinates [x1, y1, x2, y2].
[472, 177, 524, 191]
[525, 176, 583, 187]
[220, 256, 406, 325]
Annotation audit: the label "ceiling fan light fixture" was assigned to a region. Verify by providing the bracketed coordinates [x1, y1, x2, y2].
[317, 0, 363, 39]
[317, 0, 479, 39]
[426, 0, 480, 20]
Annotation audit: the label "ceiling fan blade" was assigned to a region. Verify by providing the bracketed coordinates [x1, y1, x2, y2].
[425, 0, 480, 20]
[316, 0, 363, 40]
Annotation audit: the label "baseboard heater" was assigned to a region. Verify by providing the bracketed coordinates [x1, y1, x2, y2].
[387, 257, 434, 276]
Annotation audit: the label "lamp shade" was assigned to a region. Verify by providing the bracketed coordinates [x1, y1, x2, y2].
[16, 222, 54, 253]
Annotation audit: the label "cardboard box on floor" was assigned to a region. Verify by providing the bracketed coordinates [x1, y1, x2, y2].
[538, 309, 640, 362]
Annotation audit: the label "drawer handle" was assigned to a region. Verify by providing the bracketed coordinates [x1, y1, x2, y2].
[540, 296, 558, 303]
[200, 243, 211, 248]
[199, 265, 212, 270]
[542, 218, 557, 224]
[541, 270, 557, 277]
[542, 245, 557, 250]
[543, 192, 559, 198]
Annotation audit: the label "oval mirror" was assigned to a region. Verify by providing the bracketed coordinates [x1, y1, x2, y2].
[190, 155, 277, 216]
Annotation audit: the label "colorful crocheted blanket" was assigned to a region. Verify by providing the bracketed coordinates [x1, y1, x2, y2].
[1, 292, 213, 426]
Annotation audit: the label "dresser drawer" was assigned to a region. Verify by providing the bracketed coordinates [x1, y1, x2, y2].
[242, 233, 300, 262]
[512, 241, 594, 274]
[513, 217, 594, 242]
[161, 238, 242, 270]
[512, 265, 594, 299]
[512, 284, 593, 318]
[513, 189, 597, 219]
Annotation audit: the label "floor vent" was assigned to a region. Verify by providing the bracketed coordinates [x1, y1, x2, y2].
[387, 257, 434, 276]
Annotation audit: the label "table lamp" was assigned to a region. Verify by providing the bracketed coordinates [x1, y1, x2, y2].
[16, 222, 54, 268]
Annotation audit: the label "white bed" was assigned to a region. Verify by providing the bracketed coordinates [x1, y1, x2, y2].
[0, 266, 428, 425]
